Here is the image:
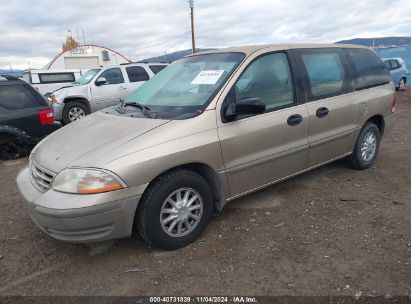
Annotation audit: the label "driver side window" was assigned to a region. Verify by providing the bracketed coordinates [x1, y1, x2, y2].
[235, 53, 295, 111]
[99, 68, 124, 85]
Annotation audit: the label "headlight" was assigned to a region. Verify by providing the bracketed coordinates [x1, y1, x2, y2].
[50, 91, 63, 104]
[52, 168, 124, 194]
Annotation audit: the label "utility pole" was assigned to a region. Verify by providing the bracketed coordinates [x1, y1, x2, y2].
[188, 0, 195, 54]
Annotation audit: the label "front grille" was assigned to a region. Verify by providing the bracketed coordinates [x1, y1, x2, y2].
[30, 161, 55, 192]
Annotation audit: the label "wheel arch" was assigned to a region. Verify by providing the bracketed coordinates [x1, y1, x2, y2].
[63, 97, 91, 112]
[366, 115, 385, 136]
[141, 162, 227, 213]
[0, 125, 33, 145]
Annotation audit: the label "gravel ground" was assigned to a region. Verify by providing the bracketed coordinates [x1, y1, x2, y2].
[0, 89, 410, 297]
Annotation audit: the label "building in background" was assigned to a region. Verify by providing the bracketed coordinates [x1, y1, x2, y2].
[45, 45, 131, 70]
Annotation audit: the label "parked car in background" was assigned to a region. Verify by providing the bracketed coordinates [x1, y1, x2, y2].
[22, 69, 82, 96]
[382, 57, 409, 89]
[49, 63, 168, 124]
[0, 76, 60, 160]
[17, 44, 394, 250]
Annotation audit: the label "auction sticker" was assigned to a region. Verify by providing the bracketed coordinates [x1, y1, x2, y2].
[191, 70, 224, 85]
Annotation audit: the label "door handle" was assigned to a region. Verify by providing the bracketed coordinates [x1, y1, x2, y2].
[287, 114, 303, 126]
[118, 86, 127, 90]
[316, 107, 329, 118]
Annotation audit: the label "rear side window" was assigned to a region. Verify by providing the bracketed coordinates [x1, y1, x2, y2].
[149, 65, 167, 74]
[0, 84, 43, 110]
[39, 73, 75, 84]
[296, 49, 351, 100]
[126, 66, 149, 82]
[343, 48, 390, 90]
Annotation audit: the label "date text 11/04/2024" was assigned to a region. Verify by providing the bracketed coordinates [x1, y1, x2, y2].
[149, 296, 257, 303]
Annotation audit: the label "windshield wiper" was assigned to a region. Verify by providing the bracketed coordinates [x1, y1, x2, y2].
[123, 101, 155, 118]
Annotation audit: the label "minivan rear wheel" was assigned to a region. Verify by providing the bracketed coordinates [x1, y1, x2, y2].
[136, 169, 213, 250]
[62, 101, 89, 124]
[349, 122, 380, 170]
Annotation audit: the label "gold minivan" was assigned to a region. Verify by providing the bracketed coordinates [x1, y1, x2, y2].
[17, 44, 395, 250]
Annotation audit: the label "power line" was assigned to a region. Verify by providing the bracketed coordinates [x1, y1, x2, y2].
[126, 31, 190, 53]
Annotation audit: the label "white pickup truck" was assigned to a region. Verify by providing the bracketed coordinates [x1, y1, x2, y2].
[49, 63, 167, 124]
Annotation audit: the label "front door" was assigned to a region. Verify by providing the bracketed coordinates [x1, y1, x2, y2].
[217, 52, 310, 198]
[91, 67, 128, 109]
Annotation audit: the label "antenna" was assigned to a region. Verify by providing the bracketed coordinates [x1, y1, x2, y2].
[82, 29, 86, 45]
[76, 29, 80, 45]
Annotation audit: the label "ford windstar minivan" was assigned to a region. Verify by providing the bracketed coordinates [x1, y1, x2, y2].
[17, 44, 395, 250]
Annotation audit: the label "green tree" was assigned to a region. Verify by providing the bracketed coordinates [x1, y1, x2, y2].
[62, 36, 80, 52]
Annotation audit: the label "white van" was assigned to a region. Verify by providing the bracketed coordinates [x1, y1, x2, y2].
[22, 69, 82, 96]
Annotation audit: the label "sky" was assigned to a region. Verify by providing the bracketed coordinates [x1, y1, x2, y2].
[1, 0, 411, 70]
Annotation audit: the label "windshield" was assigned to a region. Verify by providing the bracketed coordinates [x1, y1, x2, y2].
[125, 52, 245, 119]
[75, 69, 100, 85]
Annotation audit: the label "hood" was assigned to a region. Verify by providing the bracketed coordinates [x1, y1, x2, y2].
[53, 84, 88, 101]
[33, 111, 170, 173]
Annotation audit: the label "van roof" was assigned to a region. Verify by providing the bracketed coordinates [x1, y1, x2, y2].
[192, 43, 368, 57]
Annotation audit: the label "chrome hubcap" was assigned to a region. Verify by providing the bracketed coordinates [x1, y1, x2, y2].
[160, 187, 203, 237]
[361, 131, 377, 162]
[68, 107, 86, 121]
[399, 79, 405, 89]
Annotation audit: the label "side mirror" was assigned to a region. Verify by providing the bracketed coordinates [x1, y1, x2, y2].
[95, 77, 107, 86]
[224, 97, 266, 121]
[236, 98, 266, 115]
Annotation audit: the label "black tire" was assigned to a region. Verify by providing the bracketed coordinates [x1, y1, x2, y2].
[349, 122, 380, 170]
[62, 101, 89, 125]
[136, 169, 213, 250]
[0, 133, 28, 160]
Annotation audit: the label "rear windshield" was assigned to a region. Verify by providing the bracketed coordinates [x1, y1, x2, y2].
[39, 73, 75, 84]
[0, 84, 45, 110]
[343, 48, 391, 90]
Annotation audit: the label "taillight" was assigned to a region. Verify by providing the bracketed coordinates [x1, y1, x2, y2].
[39, 109, 54, 125]
[391, 93, 397, 113]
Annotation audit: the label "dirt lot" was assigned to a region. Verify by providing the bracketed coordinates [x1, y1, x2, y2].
[0, 89, 410, 297]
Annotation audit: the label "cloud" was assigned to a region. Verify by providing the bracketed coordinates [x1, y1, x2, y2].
[1, 0, 410, 69]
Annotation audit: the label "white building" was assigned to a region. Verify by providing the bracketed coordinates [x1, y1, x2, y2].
[45, 45, 130, 70]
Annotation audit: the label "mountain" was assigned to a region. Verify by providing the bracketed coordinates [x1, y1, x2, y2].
[0, 69, 23, 77]
[139, 48, 215, 63]
[335, 37, 411, 47]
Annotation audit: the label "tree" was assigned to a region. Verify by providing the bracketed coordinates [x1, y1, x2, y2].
[62, 36, 80, 52]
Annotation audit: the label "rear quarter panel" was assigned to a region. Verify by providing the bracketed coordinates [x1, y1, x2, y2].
[352, 83, 394, 139]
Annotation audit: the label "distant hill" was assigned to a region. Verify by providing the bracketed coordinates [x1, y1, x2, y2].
[139, 48, 215, 63]
[335, 37, 411, 47]
[0, 69, 23, 77]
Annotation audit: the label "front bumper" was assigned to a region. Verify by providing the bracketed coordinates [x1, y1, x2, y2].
[51, 103, 64, 121]
[16, 166, 146, 243]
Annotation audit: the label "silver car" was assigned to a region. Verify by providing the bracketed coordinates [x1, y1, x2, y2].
[17, 44, 395, 250]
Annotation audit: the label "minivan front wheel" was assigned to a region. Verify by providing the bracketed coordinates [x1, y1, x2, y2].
[136, 169, 213, 250]
[349, 122, 380, 170]
[62, 101, 89, 124]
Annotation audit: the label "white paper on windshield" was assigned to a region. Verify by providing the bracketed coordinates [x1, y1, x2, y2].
[191, 70, 224, 85]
